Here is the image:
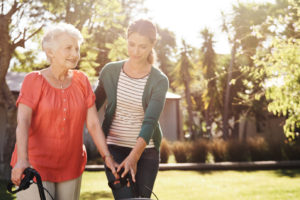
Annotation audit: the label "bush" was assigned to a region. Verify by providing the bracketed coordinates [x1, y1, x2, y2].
[172, 141, 191, 163]
[247, 136, 269, 161]
[160, 138, 171, 163]
[190, 139, 209, 163]
[209, 139, 228, 162]
[267, 139, 284, 161]
[227, 140, 250, 162]
[284, 142, 300, 160]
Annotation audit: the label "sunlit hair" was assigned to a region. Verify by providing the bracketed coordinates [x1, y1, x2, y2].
[127, 19, 157, 65]
[42, 23, 83, 54]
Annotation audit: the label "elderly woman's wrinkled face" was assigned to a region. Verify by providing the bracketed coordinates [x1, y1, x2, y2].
[50, 33, 80, 69]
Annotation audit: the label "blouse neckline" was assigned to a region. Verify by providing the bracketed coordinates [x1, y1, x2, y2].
[121, 61, 151, 80]
[38, 70, 75, 90]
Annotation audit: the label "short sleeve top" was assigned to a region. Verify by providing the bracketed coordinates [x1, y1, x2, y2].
[10, 70, 95, 182]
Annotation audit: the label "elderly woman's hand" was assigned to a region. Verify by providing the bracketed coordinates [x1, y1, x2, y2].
[11, 159, 31, 186]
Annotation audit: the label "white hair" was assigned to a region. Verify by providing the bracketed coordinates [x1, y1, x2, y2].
[42, 23, 83, 52]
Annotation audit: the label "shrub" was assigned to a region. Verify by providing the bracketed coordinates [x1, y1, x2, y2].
[190, 139, 209, 163]
[284, 142, 300, 160]
[227, 140, 250, 162]
[267, 139, 284, 161]
[247, 136, 269, 161]
[172, 141, 191, 163]
[209, 139, 228, 162]
[160, 138, 171, 163]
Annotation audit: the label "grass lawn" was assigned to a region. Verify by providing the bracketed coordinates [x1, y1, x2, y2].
[1, 169, 300, 200]
[80, 169, 300, 200]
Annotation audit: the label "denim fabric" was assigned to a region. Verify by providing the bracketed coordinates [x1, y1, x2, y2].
[105, 145, 159, 199]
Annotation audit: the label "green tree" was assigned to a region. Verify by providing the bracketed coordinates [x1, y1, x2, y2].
[199, 28, 218, 137]
[253, 0, 300, 139]
[42, 0, 126, 76]
[11, 0, 147, 77]
[0, 0, 47, 179]
[155, 26, 177, 90]
[220, 0, 275, 139]
[172, 40, 197, 139]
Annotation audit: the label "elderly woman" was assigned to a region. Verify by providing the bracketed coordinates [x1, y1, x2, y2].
[10, 23, 118, 200]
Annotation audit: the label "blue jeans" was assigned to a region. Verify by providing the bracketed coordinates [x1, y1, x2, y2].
[105, 145, 159, 199]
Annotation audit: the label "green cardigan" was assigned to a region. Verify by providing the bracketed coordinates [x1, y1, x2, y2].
[94, 60, 169, 151]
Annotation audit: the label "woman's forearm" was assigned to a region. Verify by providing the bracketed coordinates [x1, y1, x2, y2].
[86, 105, 111, 158]
[129, 137, 147, 162]
[16, 124, 29, 162]
[88, 124, 111, 158]
[16, 104, 33, 162]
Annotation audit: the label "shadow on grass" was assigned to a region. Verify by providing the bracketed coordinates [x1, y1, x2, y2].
[0, 180, 16, 200]
[274, 169, 300, 178]
[80, 191, 113, 200]
[194, 169, 300, 178]
[195, 170, 214, 175]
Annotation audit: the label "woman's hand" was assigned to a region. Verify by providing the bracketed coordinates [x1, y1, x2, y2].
[117, 137, 147, 182]
[117, 154, 138, 182]
[104, 156, 120, 179]
[11, 159, 31, 186]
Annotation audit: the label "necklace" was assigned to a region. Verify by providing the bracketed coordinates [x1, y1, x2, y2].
[49, 68, 68, 89]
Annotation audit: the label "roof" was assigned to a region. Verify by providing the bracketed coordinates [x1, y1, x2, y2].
[6, 72, 182, 100]
[166, 92, 181, 99]
[6, 71, 27, 92]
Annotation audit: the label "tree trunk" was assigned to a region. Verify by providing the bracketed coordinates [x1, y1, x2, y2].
[0, 83, 17, 180]
[183, 74, 194, 139]
[223, 41, 237, 139]
[0, 12, 17, 180]
[181, 52, 195, 140]
[232, 114, 240, 139]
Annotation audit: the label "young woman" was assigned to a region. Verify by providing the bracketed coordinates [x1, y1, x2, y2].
[94, 19, 169, 199]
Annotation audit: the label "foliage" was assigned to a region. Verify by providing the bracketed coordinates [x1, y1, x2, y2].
[209, 139, 228, 162]
[171, 141, 191, 163]
[0, 180, 15, 200]
[106, 36, 128, 61]
[161, 136, 300, 163]
[284, 141, 300, 160]
[195, 28, 222, 137]
[227, 139, 250, 161]
[247, 136, 269, 161]
[220, 1, 276, 139]
[0, 0, 50, 180]
[172, 41, 200, 138]
[254, 13, 300, 138]
[160, 138, 171, 163]
[189, 139, 209, 163]
[155, 26, 177, 87]
[10, 0, 149, 77]
[12, 50, 48, 72]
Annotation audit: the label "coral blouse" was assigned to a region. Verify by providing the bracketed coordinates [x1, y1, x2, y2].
[10, 70, 95, 182]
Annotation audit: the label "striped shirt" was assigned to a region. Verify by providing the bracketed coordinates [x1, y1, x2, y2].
[107, 68, 154, 148]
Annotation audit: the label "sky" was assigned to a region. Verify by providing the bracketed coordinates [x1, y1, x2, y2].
[143, 0, 275, 54]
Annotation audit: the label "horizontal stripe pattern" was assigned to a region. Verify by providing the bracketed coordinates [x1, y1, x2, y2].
[108, 69, 154, 148]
